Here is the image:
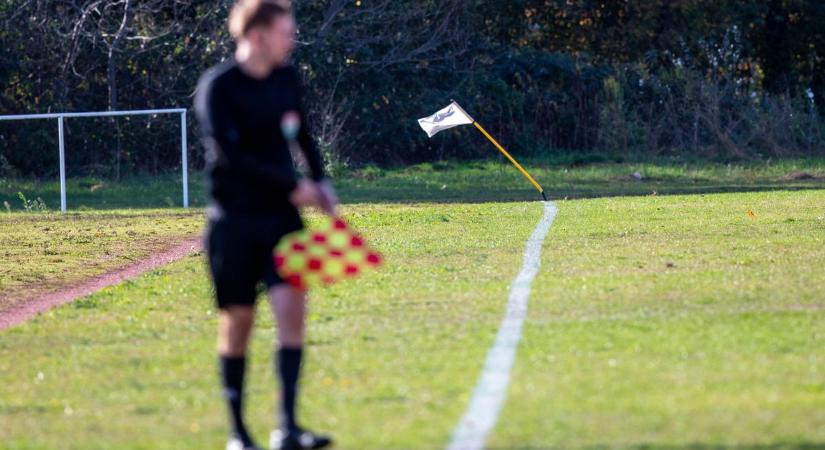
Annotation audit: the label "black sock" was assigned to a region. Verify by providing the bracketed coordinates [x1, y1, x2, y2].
[276, 347, 303, 432]
[220, 355, 254, 445]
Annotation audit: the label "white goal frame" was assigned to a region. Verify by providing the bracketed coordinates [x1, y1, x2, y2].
[0, 108, 189, 212]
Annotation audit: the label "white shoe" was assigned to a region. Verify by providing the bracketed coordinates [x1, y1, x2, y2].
[226, 437, 262, 450]
[270, 428, 332, 450]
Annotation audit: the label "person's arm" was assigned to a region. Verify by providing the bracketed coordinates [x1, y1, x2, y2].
[296, 109, 325, 183]
[292, 70, 337, 214]
[196, 76, 298, 192]
[293, 71, 326, 183]
[296, 104, 337, 214]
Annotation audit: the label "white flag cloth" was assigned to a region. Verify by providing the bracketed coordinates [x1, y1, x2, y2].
[417, 102, 474, 138]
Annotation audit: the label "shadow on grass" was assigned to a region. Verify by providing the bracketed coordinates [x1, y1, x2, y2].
[2, 159, 824, 209]
[336, 180, 825, 204]
[335, 157, 825, 203]
[0, 176, 209, 211]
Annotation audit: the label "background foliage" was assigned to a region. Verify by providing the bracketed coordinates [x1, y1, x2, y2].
[1, 0, 824, 177]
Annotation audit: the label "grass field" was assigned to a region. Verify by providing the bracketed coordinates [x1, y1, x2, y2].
[2, 157, 824, 209]
[492, 190, 825, 449]
[1, 161, 824, 449]
[0, 210, 202, 312]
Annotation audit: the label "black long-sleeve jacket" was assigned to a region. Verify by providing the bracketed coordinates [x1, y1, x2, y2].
[194, 60, 324, 215]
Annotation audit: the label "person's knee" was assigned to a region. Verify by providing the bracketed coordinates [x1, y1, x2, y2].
[268, 286, 306, 346]
[276, 309, 305, 347]
[218, 305, 256, 355]
[279, 322, 304, 347]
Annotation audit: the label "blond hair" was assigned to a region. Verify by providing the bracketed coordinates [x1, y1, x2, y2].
[228, 0, 292, 39]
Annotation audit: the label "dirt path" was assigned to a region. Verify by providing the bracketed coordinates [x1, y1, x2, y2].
[0, 236, 203, 330]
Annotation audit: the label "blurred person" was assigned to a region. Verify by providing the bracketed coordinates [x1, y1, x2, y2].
[194, 1, 337, 449]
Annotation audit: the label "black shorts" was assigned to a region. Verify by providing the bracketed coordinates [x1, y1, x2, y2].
[205, 206, 303, 309]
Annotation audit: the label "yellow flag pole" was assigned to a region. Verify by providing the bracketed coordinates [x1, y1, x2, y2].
[451, 100, 547, 201]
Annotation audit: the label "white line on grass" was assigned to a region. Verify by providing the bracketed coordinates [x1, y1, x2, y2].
[447, 201, 557, 450]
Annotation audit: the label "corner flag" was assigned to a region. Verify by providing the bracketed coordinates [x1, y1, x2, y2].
[417, 101, 474, 138]
[417, 101, 547, 201]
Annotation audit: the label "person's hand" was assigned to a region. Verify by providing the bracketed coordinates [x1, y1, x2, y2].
[317, 178, 338, 216]
[289, 178, 322, 209]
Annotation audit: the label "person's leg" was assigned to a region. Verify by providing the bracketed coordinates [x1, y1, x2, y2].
[218, 305, 256, 355]
[268, 284, 306, 432]
[268, 285, 331, 449]
[264, 215, 331, 449]
[208, 211, 264, 448]
[218, 305, 257, 446]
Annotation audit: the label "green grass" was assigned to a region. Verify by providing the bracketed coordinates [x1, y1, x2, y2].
[491, 189, 825, 449]
[0, 174, 207, 211]
[0, 202, 541, 449]
[1, 189, 824, 449]
[1, 157, 824, 209]
[0, 210, 202, 312]
[338, 158, 825, 203]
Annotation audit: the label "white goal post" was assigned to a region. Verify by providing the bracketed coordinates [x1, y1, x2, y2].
[0, 108, 189, 212]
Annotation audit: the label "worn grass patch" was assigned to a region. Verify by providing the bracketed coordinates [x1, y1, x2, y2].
[0, 209, 202, 312]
